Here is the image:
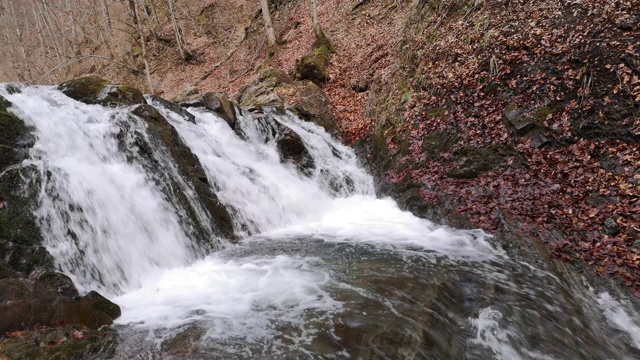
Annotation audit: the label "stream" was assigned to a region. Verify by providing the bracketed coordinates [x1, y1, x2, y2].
[2, 85, 640, 359]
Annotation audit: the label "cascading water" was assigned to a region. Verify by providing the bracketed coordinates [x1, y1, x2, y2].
[2, 84, 640, 359]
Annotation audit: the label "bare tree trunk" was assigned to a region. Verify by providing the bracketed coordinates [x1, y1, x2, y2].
[166, 0, 187, 60]
[132, 0, 154, 93]
[259, 0, 277, 48]
[101, 0, 111, 33]
[309, 0, 323, 41]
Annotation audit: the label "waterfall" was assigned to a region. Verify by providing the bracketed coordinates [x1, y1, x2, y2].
[3, 85, 640, 359]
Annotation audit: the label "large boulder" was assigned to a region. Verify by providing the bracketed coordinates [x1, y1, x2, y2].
[203, 92, 236, 129]
[59, 75, 145, 107]
[276, 127, 315, 176]
[179, 92, 238, 129]
[238, 68, 338, 135]
[0, 262, 120, 333]
[292, 43, 332, 86]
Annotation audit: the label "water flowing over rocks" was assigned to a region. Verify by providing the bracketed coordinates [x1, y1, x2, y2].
[1, 77, 640, 359]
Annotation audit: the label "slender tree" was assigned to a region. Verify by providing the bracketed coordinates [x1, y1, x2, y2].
[309, 0, 322, 41]
[131, 0, 154, 93]
[259, 0, 277, 48]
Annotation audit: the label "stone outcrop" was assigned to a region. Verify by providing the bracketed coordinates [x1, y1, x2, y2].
[59, 75, 146, 107]
[238, 68, 338, 135]
[0, 262, 120, 333]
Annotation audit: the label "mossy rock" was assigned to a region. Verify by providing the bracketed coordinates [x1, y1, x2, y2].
[259, 67, 293, 86]
[0, 98, 36, 174]
[59, 76, 145, 107]
[445, 146, 505, 179]
[292, 44, 332, 85]
[238, 68, 293, 107]
[0, 99, 48, 275]
[82, 291, 121, 319]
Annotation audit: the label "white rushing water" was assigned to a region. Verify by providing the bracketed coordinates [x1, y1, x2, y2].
[0, 85, 498, 339]
[7, 85, 640, 358]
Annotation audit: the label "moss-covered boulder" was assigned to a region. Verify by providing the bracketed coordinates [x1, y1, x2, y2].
[292, 44, 332, 85]
[131, 104, 236, 241]
[238, 68, 293, 106]
[59, 75, 145, 107]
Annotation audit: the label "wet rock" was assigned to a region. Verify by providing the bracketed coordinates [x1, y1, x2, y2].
[173, 85, 200, 102]
[446, 147, 503, 179]
[276, 127, 316, 175]
[82, 291, 122, 319]
[202, 92, 237, 129]
[0, 262, 120, 333]
[161, 326, 205, 356]
[5, 83, 21, 95]
[604, 217, 621, 236]
[130, 104, 236, 241]
[59, 75, 145, 106]
[37, 272, 80, 298]
[97, 84, 146, 107]
[0, 100, 50, 275]
[503, 103, 536, 136]
[146, 94, 196, 124]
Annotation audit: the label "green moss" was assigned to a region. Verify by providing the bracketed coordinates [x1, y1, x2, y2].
[534, 106, 552, 124]
[58, 75, 109, 104]
[421, 130, 459, 160]
[401, 90, 414, 103]
[427, 108, 446, 119]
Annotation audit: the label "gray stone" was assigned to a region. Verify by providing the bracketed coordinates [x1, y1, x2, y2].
[604, 217, 621, 236]
[173, 86, 200, 102]
[503, 104, 536, 136]
[202, 92, 237, 129]
[531, 132, 550, 149]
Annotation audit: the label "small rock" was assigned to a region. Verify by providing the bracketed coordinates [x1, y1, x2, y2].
[0, 197, 7, 210]
[173, 86, 200, 103]
[503, 104, 536, 136]
[531, 132, 550, 149]
[604, 217, 621, 236]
